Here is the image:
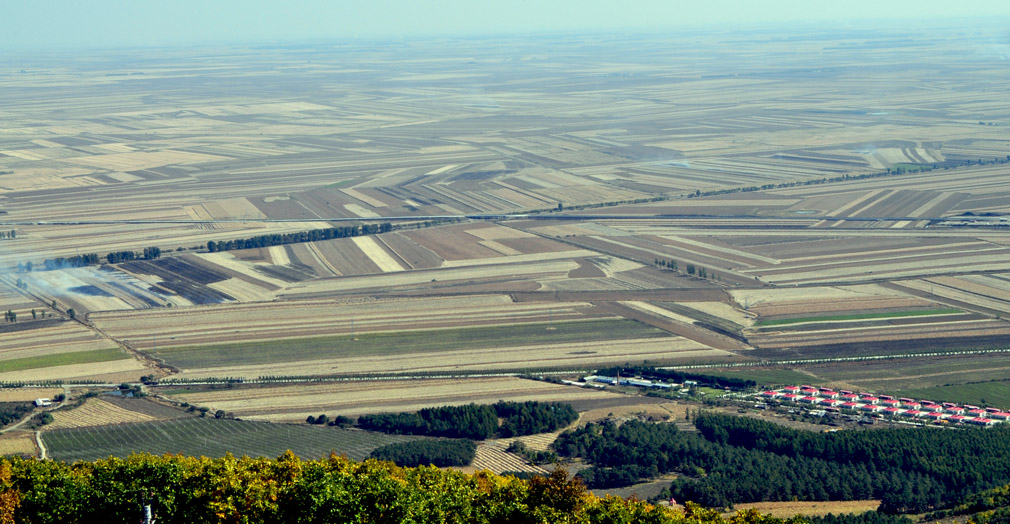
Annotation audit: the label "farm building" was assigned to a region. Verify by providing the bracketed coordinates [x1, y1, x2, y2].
[968, 409, 988, 417]
[798, 396, 819, 404]
[991, 412, 1010, 420]
[902, 401, 921, 409]
[761, 391, 782, 398]
[945, 407, 966, 415]
[819, 398, 843, 407]
[781, 393, 801, 402]
[882, 407, 905, 416]
[783, 386, 801, 394]
[948, 415, 969, 424]
[925, 412, 949, 422]
[968, 418, 995, 426]
[840, 402, 862, 410]
[34, 398, 52, 407]
[861, 396, 880, 405]
[859, 404, 883, 413]
[902, 410, 922, 418]
[819, 390, 839, 399]
[881, 399, 902, 408]
[921, 404, 943, 412]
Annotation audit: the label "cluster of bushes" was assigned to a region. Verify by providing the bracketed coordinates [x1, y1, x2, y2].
[369, 439, 476, 467]
[305, 414, 353, 428]
[358, 401, 578, 440]
[0, 403, 35, 427]
[206, 223, 392, 253]
[0, 453, 699, 524]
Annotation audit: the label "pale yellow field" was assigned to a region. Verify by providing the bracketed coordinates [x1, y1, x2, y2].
[168, 377, 627, 421]
[46, 398, 156, 429]
[725, 500, 880, 518]
[0, 359, 147, 383]
[173, 337, 726, 381]
[0, 388, 63, 402]
[0, 432, 38, 457]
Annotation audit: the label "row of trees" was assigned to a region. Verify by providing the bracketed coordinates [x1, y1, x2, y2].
[595, 365, 757, 390]
[106, 247, 161, 264]
[653, 259, 715, 280]
[369, 439, 476, 468]
[205, 223, 393, 253]
[37, 246, 161, 271]
[357, 401, 578, 440]
[0, 230, 14, 240]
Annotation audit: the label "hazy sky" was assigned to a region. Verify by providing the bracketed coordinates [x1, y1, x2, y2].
[7, 0, 1010, 50]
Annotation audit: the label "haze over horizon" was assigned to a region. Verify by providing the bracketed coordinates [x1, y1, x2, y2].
[6, 0, 1010, 52]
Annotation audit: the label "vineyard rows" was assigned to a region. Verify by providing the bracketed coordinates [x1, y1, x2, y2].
[42, 417, 419, 462]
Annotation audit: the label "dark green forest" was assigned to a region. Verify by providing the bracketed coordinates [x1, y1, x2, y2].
[369, 439, 477, 467]
[554, 413, 1010, 513]
[357, 401, 578, 440]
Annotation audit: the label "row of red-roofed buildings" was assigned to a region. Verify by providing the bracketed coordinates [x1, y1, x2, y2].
[758, 385, 1006, 426]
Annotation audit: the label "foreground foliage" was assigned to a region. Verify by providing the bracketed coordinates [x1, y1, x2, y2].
[0, 453, 765, 524]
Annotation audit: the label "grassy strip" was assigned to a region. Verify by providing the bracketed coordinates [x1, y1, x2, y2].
[895, 381, 1010, 409]
[700, 368, 819, 387]
[0, 348, 128, 374]
[755, 308, 961, 327]
[155, 318, 671, 369]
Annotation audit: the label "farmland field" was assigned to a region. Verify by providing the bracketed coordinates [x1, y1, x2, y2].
[163, 376, 631, 422]
[41, 417, 420, 462]
[152, 318, 670, 372]
[1, 22, 1010, 435]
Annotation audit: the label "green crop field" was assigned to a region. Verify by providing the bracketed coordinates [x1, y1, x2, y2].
[0, 348, 128, 373]
[153, 319, 671, 369]
[754, 308, 961, 327]
[703, 368, 818, 387]
[892, 382, 1010, 409]
[42, 417, 420, 462]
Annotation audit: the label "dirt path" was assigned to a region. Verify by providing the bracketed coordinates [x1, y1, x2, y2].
[35, 431, 46, 459]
